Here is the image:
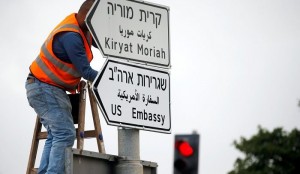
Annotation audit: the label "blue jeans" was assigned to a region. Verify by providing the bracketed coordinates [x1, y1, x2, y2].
[26, 77, 75, 174]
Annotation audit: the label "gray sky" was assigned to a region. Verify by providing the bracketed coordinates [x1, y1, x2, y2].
[1, 0, 300, 173]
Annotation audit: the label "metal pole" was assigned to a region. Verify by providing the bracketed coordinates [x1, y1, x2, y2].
[116, 127, 143, 174]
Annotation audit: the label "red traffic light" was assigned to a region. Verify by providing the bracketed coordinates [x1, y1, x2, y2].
[176, 141, 194, 157]
[174, 134, 199, 174]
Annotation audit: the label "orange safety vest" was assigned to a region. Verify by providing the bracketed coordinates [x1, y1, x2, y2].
[30, 13, 93, 91]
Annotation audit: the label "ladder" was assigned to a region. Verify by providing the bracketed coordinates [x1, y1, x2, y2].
[26, 81, 105, 174]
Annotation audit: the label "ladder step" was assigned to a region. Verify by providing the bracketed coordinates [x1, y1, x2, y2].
[82, 130, 97, 138]
[30, 168, 38, 174]
[36, 130, 97, 140]
[37, 132, 47, 139]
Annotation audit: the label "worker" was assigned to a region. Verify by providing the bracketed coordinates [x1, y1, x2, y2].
[25, 0, 97, 173]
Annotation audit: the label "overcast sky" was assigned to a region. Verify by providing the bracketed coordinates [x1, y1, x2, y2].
[1, 0, 300, 174]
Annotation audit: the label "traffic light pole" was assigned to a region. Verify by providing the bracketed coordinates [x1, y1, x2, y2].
[116, 127, 143, 174]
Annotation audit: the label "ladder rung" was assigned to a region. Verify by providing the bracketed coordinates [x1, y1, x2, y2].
[37, 132, 47, 139]
[83, 130, 97, 138]
[30, 168, 38, 174]
[36, 130, 97, 140]
[77, 129, 98, 138]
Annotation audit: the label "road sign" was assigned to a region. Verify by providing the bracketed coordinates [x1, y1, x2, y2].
[86, 0, 170, 68]
[92, 59, 171, 133]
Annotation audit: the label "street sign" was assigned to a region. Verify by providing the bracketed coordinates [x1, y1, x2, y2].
[92, 59, 171, 133]
[86, 0, 170, 68]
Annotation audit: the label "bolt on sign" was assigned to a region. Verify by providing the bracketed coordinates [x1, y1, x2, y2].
[92, 59, 171, 133]
[86, 0, 170, 68]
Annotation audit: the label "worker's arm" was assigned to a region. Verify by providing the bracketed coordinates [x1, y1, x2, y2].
[53, 32, 98, 82]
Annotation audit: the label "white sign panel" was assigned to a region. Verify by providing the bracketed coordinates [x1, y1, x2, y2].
[86, 0, 170, 68]
[92, 59, 171, 133]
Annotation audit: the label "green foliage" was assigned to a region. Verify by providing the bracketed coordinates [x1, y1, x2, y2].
[228, 126, 300, 174]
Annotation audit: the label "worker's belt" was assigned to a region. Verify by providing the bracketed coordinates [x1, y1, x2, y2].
[26, 73, 35, 84]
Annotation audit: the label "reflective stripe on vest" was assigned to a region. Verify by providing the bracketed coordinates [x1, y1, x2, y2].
[40, 43, 80, 77]
[34, 56, 75, 89]
[45, 24, 81, 44]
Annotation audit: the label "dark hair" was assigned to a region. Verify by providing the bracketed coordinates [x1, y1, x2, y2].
[78, 0, 95, 14]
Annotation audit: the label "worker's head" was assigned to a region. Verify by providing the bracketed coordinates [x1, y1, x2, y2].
[77, 0, 95, 32]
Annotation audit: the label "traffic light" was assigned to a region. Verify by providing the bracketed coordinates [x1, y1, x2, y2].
[173, 133, 200, 174]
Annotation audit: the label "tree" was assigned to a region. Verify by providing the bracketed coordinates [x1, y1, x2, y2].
[228, 126, 300, 174]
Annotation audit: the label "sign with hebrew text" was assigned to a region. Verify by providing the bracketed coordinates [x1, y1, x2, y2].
[86, 0, 170, 68]
[92, 59, 171, 133]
